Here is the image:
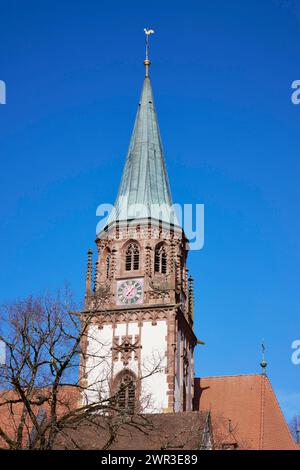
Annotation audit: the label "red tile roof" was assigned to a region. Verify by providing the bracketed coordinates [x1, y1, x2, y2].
[54, 411, 211, 450]
[195, 374, 296, 450]
[1, 375, 296, 450]
[0, 389, 211, 450]
[0, 387, 80, 448]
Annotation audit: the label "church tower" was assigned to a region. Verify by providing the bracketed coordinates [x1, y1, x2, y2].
[81, 33, 197, 414]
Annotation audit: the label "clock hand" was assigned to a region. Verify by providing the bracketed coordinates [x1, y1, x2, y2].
[125, 286, 135, 298]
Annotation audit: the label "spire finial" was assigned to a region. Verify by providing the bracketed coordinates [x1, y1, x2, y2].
[143, 28, 155, 77]
[260, 340, 267, 375]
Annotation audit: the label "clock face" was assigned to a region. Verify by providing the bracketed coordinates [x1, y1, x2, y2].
[116, 278, 144, 305]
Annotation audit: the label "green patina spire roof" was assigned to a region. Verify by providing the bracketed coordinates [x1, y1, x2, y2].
[107, 34, 179, 228]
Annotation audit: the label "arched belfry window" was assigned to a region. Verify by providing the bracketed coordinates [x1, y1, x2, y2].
[155, 244, 167, 274]
[114, 370, 136, 414]
[125, 243, 139, 271]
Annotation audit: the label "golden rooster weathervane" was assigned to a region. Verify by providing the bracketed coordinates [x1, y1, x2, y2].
[144, 28, 155, 77]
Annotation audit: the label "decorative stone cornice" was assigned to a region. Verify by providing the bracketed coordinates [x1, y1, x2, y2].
[82, 303, 177, 315]
[83, 306, 176, 327]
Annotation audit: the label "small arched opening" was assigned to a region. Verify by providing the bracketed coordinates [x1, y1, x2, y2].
[112, 370, 137, 414]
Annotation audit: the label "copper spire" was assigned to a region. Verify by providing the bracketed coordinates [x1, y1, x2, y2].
[104, 29, 179, 231]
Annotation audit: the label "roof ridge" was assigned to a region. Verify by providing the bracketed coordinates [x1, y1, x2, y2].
[197, 373, 262, 380]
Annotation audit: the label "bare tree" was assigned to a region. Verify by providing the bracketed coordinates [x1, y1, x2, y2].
[208, 414, 246, 450]
[0, 289, 160, 450]
[289, 415, 300, 444]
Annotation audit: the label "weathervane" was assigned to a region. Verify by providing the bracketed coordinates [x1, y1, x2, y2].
[144, 28, 155, 77]
[260, 340, 267, 375]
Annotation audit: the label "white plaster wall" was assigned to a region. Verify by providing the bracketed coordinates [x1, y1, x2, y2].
[84, 323, 113, 404]
[84, 319, 168, 413]
[140, 320, 168, 413]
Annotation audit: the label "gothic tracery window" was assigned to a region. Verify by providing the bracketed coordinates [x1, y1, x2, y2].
[154, 244, 167, 274]
[125, 243, 139, 271]
[114, 371, 136, 414]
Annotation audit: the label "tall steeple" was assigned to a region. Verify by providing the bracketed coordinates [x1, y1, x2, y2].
[106, 30, 179, 229]
[82, 32, 196, 415]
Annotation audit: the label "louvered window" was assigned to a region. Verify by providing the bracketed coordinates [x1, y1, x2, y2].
[154, 245, 167, 274]
[125, 244, 139, 271]
[117, 373, 136, 414]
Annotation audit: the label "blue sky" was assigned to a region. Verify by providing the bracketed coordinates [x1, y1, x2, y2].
[0, 0, 299, 421]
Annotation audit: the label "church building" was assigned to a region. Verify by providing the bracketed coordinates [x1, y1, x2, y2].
[76, 34, 297, 449]
[0, 32, 296, 452]
[81, 34, 196, 415]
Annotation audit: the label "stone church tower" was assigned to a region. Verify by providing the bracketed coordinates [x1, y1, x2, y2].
[80, 42, 197, 414]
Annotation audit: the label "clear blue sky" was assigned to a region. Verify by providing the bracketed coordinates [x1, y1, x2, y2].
[0, 0, 299, 420]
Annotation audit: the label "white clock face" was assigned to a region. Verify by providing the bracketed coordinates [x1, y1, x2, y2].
[116, 278, 144, 305]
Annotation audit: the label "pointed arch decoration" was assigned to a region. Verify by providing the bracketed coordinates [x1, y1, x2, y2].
[112, 369, 137, 414]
